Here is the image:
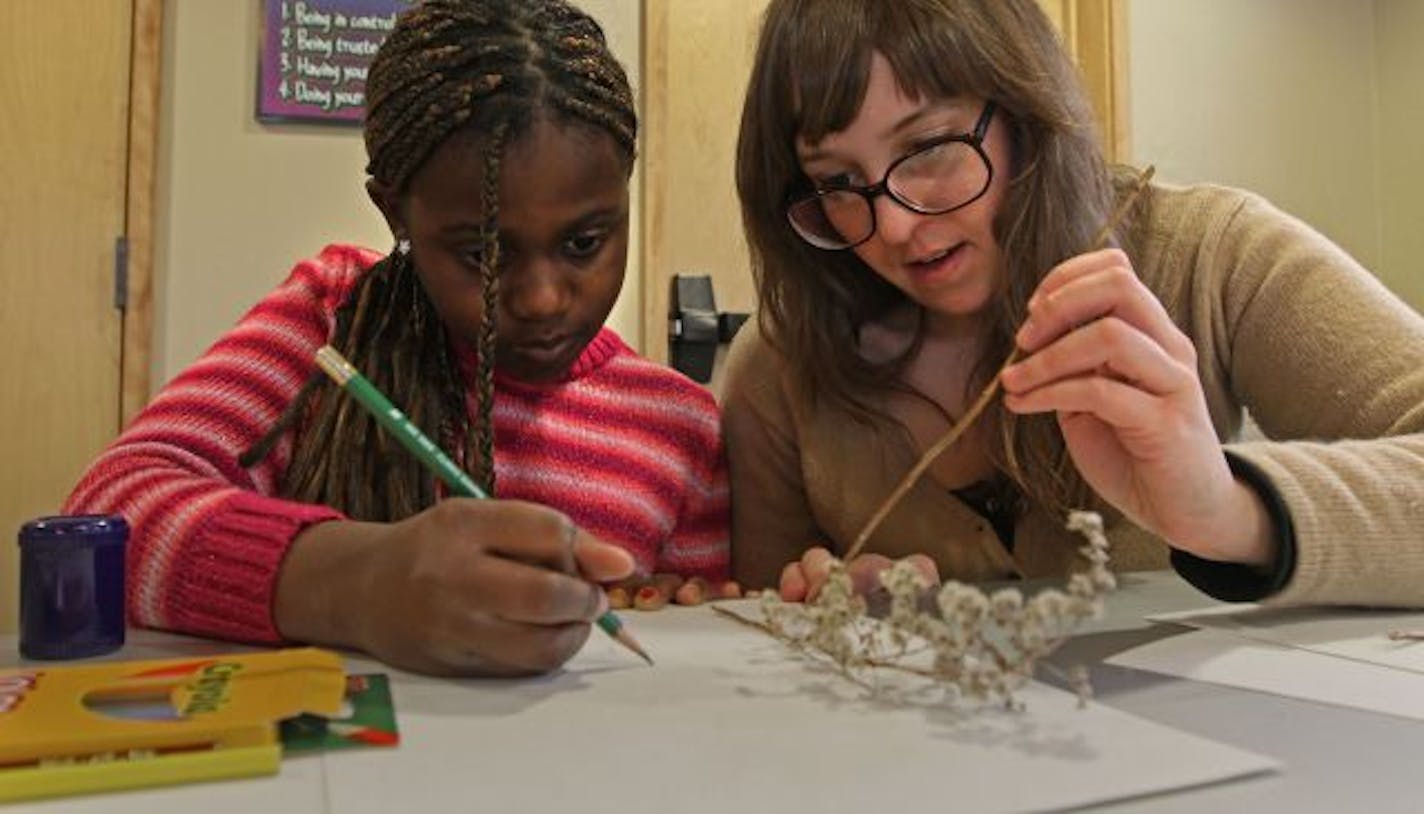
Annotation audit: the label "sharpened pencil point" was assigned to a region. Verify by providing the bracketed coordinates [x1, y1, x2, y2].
[616, 629, 654, 666]
[597, 606, 653, 664]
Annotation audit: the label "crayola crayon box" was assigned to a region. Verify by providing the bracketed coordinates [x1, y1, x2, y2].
[0, 648, 349, 802]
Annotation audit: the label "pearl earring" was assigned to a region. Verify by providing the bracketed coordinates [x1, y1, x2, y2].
[396, 238, 411, 256]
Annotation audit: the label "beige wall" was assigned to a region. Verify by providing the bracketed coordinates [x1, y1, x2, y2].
[1129, 0, 1380, 269]
[1374, 0, 1424, 308]
[155, 0, 643, 385]
[1129, 0, 1422, 310]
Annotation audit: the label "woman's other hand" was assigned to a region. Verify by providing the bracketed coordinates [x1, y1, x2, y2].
[777, 546, 939, 602]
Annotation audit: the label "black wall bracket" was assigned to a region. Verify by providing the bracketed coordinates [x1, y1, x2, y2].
[668, 274, 749, 383]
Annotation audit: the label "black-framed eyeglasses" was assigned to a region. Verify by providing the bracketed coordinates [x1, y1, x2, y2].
[785, 101, 997, 251]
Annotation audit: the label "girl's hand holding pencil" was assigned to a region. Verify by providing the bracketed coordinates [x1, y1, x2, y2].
[271, 345, 650, 677]
[275, 501, 636, 677]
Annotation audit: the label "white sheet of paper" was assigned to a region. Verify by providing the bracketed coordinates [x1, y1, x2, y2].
[1107, 626, 1424, 722]
[1150, 604, 1424, 675]
[322, 602, 1275, 814]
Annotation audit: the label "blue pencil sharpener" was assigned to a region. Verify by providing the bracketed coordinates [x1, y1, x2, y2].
[18, 514, 128, 660]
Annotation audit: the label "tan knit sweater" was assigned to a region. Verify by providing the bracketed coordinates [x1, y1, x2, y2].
[722, 182, 1424, 606]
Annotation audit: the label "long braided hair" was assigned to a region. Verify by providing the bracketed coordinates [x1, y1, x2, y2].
[241, 0, 637, 521]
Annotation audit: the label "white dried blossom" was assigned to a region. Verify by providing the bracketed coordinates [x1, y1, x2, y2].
[989, 588, 1023, 623]
[756, 510, 1116, 709]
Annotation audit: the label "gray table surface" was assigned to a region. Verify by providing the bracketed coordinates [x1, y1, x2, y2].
[6, 570, 1421, 812]
[1048, 571, 1423, 812]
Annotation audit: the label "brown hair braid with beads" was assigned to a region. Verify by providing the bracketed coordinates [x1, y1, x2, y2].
[240, 0, 637, 522]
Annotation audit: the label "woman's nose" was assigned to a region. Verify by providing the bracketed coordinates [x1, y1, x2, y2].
[871, 192, 922, 247]
[502, 259, 569, 321]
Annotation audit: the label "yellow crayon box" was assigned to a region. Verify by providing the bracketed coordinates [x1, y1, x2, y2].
[0, 647, 347, 802]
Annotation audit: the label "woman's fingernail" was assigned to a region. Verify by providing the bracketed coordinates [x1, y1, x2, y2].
[1016, 321, 1034, 347]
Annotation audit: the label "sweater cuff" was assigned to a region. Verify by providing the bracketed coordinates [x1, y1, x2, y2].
[165, 491, 344, 644]
[1171, 451, 1297, 602]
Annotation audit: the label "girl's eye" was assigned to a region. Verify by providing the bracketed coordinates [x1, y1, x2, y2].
[565, 230, 607, 259]
[458, 239, 505, 270]
[459, 247, 485, 268]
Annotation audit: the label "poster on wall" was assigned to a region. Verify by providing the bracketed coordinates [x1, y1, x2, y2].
[256, 0, 412, 126]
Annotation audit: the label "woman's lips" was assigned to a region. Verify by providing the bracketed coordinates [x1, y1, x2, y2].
[906, 241, 968, 283]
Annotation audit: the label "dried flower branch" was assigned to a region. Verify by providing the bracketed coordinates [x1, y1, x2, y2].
[734, 511, 1115, 709]
[847, 166, 1156, 560]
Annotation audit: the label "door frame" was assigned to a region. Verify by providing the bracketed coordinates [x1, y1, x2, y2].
[123, 0, 162, 423]
[1050, 0, 1131, 163]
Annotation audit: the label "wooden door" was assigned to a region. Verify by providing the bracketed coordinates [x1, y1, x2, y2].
[640, 0, 1129, 374]
[641, 0, 767, 374]
[0, 1, 142, 633]
[1038, 0, 1130, 161]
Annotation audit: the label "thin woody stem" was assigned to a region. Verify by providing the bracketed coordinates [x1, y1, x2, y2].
[846, 166, 1157, 561]
[711, 603, 774, 632]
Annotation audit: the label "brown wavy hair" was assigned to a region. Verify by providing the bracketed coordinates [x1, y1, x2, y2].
[241, 0, 636, 521]
[736, 0, 1141, 518]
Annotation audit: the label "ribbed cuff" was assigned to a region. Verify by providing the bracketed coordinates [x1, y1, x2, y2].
[165, 491, 345, 643]
[1171, 451, 1297, 602]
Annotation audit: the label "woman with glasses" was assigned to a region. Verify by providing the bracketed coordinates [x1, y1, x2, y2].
[722, 0, 1424, 606]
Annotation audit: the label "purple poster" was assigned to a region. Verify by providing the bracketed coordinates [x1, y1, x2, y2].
[256, 0, 410, 125]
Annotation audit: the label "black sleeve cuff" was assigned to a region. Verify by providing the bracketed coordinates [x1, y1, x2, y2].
[1170, 451, 1297, 602]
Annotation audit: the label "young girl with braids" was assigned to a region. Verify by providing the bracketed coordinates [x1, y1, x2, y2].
[64, 0, 729, 677]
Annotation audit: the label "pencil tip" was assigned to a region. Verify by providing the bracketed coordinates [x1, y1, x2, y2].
[618, 630, 654, 665]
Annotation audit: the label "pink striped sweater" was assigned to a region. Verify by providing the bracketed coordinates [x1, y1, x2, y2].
[65, 245, 730, 644]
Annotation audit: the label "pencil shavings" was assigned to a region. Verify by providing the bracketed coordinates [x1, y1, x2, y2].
[759, 510, 1115, 710]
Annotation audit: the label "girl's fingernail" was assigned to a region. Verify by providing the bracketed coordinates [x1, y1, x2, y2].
[633, 585, 667, 611]
[675, 579, 706, 606]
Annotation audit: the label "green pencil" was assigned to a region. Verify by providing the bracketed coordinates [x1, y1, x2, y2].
[313, 344, 652, 666]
